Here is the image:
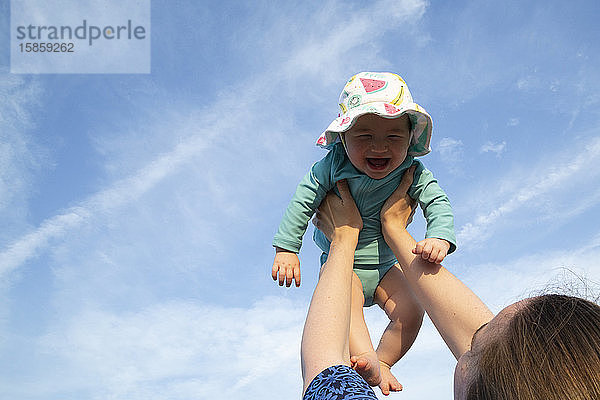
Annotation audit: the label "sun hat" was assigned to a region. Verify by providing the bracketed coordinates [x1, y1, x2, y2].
[316, 72, 433, 156]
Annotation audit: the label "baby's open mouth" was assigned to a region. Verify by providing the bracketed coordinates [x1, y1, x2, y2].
[366, 158, 390, 170]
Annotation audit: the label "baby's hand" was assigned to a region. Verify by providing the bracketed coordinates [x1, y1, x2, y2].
[413, 238, 450, 264]
[272, 247, 301, 287]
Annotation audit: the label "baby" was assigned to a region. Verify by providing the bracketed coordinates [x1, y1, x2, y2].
[272, 72, 456, 394]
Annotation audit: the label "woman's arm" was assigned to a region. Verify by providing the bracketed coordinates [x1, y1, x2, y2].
[381, 167, 493, 360]
[301, 180, 362, 394]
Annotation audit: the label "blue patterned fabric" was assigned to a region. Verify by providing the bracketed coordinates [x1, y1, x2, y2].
[303, 365, 378, 400]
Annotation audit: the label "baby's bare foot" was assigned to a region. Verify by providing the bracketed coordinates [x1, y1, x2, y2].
[350, 352, 381, 387]
[378, 361, 402, 396]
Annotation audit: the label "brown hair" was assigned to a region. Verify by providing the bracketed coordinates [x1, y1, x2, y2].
[467, 294, 600, 399]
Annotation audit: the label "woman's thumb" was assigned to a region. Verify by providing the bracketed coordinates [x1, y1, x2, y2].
[336, 179, 351, 201]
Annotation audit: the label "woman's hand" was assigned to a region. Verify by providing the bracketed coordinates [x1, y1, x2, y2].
[380, 165, 417, 234]
[312, 180, 362, 242]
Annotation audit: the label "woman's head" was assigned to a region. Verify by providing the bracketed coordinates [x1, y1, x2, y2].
[455, 294, 600, 399]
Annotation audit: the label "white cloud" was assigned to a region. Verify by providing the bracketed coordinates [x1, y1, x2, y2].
[458, 135, 600, 245]
[0, 132, 211, 277]
[507, 118, 519, 126]
[282, 0, 427, 80]
[0, 208, 88, 277]
[0, 73, 44, 242]
[458, 233, 600, 309]
[479, 140, 506, 156]
[437, 137, 464, 174]
[0, 297, 305, 400]
[438, 137, 463, 156]
[0, 73, 47, 332]
[517, 76, 534, 90]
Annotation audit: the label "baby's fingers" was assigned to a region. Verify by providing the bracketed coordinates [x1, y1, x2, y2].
[294, 265, 301, 287]
[419, 242, 433, 261]
[285, 268, 294, 287]
[276, 264, 292, 286]
[285, 265, 300, 287]
[413, 241, 423, 255]
[275, 265, 301, 287]
[428, 248, 441, 264]
[278, 266, 287, 286]
[271, 262, 280, 281]
[431, 245, 448, 264]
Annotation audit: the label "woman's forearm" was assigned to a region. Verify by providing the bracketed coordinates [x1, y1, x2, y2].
[301, 232, 358, 392]
[383, 224, 493, 359]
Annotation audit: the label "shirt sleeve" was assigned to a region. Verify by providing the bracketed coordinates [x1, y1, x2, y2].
[408, 160, 457, 254]
[272, 154, 333, 253]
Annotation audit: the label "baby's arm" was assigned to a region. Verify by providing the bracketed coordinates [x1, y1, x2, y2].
[408, 162, 456, 264]
[272, 158, 333, 287]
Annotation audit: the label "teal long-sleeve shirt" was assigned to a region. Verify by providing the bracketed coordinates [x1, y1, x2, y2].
[273, 142, 456, 265]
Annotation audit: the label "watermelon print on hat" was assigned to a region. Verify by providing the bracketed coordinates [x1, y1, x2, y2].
[360, 78, 387, 93]
[316, 71, 433, 157]
[384, 104, 400, 114]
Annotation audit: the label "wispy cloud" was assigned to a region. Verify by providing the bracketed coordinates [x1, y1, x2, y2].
[458, 232, 600, 308]
[0, 297, 305, 399]
[0, 73, 44, 243]
[479, 140, 506, 157]
[458, 135, 600, 245]
[436, 137, 464, 174]
[0, 133, 210, 277]
[282, 0, 427, 80]
[517, 75, 537, 90]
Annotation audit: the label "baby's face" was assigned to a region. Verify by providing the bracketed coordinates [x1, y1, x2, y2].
[343, 114, 411, 180]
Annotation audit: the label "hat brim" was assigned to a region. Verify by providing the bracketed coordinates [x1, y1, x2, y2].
[316, 102, 432, 157]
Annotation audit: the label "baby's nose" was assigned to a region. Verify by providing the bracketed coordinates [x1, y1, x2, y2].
[371, 140, 388, 152]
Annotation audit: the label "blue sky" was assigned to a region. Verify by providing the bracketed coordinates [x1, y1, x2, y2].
[1, 0, 600, 398]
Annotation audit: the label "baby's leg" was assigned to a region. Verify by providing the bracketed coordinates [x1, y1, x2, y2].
[373, 264, 424, 395]
[349, 272, 381, 387]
